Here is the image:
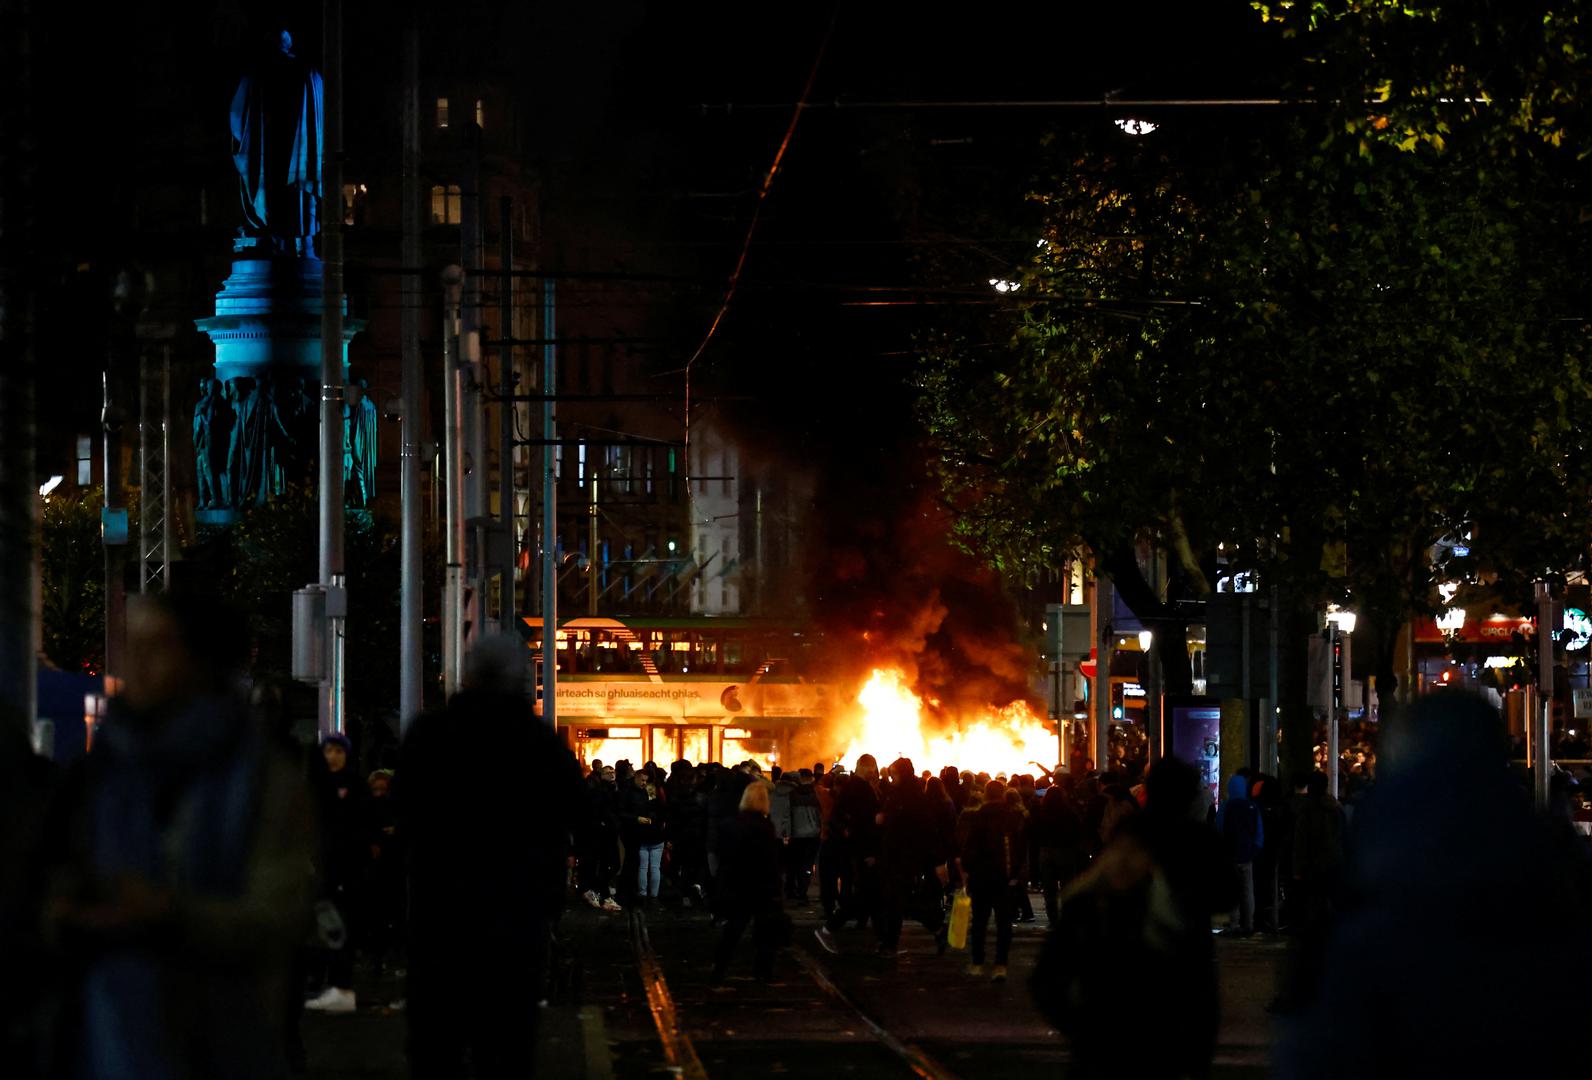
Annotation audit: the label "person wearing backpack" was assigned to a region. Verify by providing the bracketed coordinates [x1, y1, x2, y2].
[1218, 772, 1264, 935]
[786, 770, 823, 902]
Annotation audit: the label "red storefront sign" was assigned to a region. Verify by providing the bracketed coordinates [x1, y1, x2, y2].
[1412, 614, 1536, 645]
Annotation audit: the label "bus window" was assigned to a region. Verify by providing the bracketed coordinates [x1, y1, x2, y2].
[693, 634, 720, 675]
[723, 634, 752, 674]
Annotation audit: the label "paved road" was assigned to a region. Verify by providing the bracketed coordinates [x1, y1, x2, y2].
[304, 898, 1286, 1079]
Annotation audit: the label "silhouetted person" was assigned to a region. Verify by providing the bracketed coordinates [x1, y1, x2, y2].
[40, 592, 314, 1079]
[398, 636, 585, 1079]
[710, 781, 783, 983]
[961, 780, 1026, 980]
[1032, 756, 1234, 1079]
[305, 732, 366, 1013]
[1, 713, 56, 1079]
[1279, 693, 1592, 1078]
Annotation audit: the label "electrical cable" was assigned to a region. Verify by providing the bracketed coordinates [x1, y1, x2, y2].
[681, 5, 839, 505]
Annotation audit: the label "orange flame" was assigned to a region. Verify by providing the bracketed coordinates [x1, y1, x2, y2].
[838, 667, 1057, 777]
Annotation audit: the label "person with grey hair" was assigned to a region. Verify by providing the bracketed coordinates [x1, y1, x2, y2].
[710, 782, 784, 984]
[398, 635, 586, 1075]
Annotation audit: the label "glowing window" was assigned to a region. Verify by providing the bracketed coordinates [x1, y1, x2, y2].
[436, 97, 449, 129]
[430, 185, 461, 225]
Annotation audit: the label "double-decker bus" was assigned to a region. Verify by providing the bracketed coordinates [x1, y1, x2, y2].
[519, 616, 835, 769]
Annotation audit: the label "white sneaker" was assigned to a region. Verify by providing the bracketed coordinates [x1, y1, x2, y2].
[813, 926, 839, 955]
[583, 890, 602, 909]
[305, 986, 357, 1013]
[600, 897, 623, 912]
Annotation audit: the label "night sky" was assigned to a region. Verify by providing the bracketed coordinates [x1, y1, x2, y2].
[32, 1, 1282, 692]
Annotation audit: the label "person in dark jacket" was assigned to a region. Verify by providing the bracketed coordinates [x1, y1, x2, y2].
[707, 767, 753, 918]
[620, 768, 667, 907]
[813, 755, 882, 952]
[960, 780, 1026, 979]
[874, 758, 951, 957]
[399, 635, 586, 1079]
[40, 592, 314, 1079]
[785, 770, 824, 902]
[1034, 782, 1086, 927]
[306, 732, 369, 1012]
[579, 766, 622, 912]
[1033, 756, 1235, 1079]
[710, 782, 783, 983]
[1217, 772, 1264, 935]
[1279, 694, 1592, 1078]
[362, 768, 404, 977]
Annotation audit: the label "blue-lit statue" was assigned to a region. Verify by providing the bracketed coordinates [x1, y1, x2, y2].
[229, 30, 323, 254]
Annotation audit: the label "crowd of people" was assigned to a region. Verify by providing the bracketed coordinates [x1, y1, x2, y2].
[8, 590, 1592, 1079]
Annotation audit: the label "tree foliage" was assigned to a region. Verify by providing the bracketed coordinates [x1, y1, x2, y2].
[919, 4, 1592, 717]
[206, 486, 406, 727]
[40, 487, 122, 675]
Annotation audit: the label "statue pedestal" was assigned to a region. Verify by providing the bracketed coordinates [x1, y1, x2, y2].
[196, 256, 361, 384]
[193, 255, 365, 514]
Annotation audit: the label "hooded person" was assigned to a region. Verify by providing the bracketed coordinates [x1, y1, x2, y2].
[398, 634, 587, 1078]
[1216, 772, 1264, 935]
[40, 591, 315, 1080]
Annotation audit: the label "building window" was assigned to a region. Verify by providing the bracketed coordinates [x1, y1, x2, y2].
[430, 184, 461, 225]
[436, 97, 449, 129]
[475, 98, 485, 128]
[76, 435, 92, 486]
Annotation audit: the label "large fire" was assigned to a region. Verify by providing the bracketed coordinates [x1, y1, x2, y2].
[837, 667, 1057, 777]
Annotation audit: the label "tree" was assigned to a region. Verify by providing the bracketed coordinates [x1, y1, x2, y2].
[40, 487, 111, 674]
[920, 17, 1592, 774]
[203, 486, 407, 739]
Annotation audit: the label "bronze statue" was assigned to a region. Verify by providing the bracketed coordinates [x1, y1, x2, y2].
[344, 378, 379, 507]
[226, 377, 271, 507]
[229, 30, 323, 254]
[193, 378, 223, 508]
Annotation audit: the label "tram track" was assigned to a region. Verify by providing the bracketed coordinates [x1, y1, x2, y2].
[631, 906, 961, 1080]
[789, 946, 963, 1080]
[630, 910, 709, 1080]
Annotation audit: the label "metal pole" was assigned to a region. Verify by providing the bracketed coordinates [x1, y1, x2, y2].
[498, 195, 516, 633]
[442, 267, 465, 697]
[397, 1, 422, 732]
[1536, 579, 1554, 811]
[1092, 571, 1112, 772]
[588, 469, 598, 616]
[461, 143, 486, 641]
[319, 0, 347, 738]
[160, 347, 171, 590]
[541, 278, 558, 728]
[1327, 623, 1340, 799]
[102, 368, 126, 692]
[1267, 583, 1280, 776]
[0, 0, 38, 744]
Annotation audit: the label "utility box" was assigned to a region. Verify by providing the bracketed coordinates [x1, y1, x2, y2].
[292, 586, 327, 683]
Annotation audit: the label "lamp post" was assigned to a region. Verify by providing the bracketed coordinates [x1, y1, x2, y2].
[1535, 579, 1557, 812]
[1324, 607, 1357, 798]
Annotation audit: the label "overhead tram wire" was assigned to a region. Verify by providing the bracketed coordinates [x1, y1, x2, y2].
[678, 5, 839, 499]
[695, 96, 1294, 112]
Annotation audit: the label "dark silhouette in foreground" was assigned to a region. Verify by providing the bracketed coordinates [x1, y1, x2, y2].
[1032, 756, 1234, 1080]
[398, 636, 585, 1079]
[1279, 693, 1592, 1078]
